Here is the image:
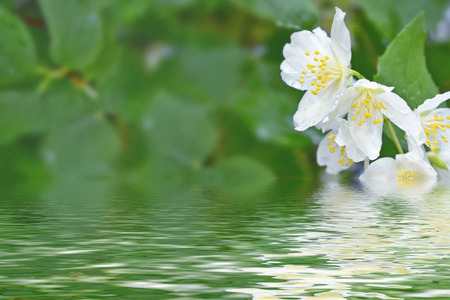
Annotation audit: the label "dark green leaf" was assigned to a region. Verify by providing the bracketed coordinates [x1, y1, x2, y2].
[0, 6, 35, 84]
[357, 0, 448, 40]
[39, 0, 103, 70]
[426, 42, 450, 91]
[374, 13, 438, 109]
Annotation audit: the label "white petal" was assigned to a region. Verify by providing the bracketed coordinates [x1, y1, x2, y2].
[348, 107, 383, 160]
[435, 167, 450, 184]
[437, 149, 450, 170]
[352, 79, 393, 92]
[361, 153, 437, 195]
[330, 7, 351, 68]
[406, 133, 426, 159]
[397, 152, 437, 182]
[281, 29, 331, 90]
[317, 131, 351, 174]
[293, 79, 341, 131]
[417, 91, 450, 114]
[335, 120, 365, 162]
[421, 108, 450, 152]
[377, 91, 426, 144]
[359, 157, 398, 186]
[312, 27, 328, 39]
[321, 117, 344, 131]
[323, 85, 360, 129]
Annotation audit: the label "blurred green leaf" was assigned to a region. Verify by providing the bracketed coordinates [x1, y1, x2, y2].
[110, 0, 154, 23]
[84, 24, 120, 80]
[143, 94, 218, 168]
[202, 156, 275, 192]
[236, 89, 311, 147]
[215, 111, 315, 178]
[76, 0, 111, 11]
[357, 0, 447, 40]
[351, 14, 386, 79]
[0, 137, 50, 193]
[426, 42, 450, 91]
[97, 48, 151, 119]
[180, 45, 245, 103]
[0, 83, 95, 145]
[41, 116, 120, 177]
[39, 0, 103, 70]
[232, 0, 318, 29]
[374, 13, 438, 109]
[0, 91, 38, 145]
[0, 1, 16, 9]
[0, 6, 35, 84]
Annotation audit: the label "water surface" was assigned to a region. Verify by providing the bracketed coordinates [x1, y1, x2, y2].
[1, 179, 450, 299]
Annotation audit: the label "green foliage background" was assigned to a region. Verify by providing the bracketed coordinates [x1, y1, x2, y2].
[0, 0, 449, 190]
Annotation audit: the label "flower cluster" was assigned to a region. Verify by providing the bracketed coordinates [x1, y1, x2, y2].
[281, 8, 450, 190]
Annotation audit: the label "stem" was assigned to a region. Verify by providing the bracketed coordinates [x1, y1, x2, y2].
[348, 69, 364, 80]
[385, 117, 404, 154]
[364, 157, 369, 171]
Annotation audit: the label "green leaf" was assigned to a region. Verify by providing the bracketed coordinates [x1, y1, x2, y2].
[97, 48, 151, 119]
[0, 91, 38, 144]
[0, 83, 96, 145]
[236, 89, 312, 147]
[84, 23, 120, 80]
[0, 6, 35, 84]
[357, 0, 448, 40]
[0, 1, 16, 9]
[232, 0, 318, 29]
[180, 45, 245, 103]
[426, 42, 450, 91]
[41, 116, 120, 177]
[374, 13, 438, 109]
[0, 140, 49, 193]
[39, 0, 103, 70]
[202, 156, 276, 192]
[427, 149, 448, 170]
[143, 93, 218, 168]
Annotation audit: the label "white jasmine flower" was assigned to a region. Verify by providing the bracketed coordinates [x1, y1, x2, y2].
[317, 120, 365, 174]
[415, 91, 450, 151]
[281, 7, 351, 131]
[360, 151, 437, 191]
[407, 132, 450, 183]
[328, 79, 424, 160]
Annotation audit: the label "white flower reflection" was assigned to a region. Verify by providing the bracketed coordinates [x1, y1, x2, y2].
[228, 183, 450, 299]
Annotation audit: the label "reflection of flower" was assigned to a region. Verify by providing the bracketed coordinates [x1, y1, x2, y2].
[360, 150, 437, 192]
[328, 79, 424, 160]
[317, 120, 364, 174]
[281, 8, 351, 131]
[415, 91, 450, 151]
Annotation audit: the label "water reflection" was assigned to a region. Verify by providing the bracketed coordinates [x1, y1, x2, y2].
[1, 180, 450, 299]
[230, 183, 450, 299]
